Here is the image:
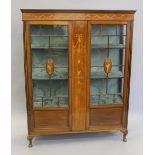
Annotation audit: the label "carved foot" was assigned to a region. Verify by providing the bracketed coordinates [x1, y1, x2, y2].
[120, 129, 128, 142]
[28, 143, 32, 148]
[27, 135, 33, 147]
[123, 132, 127, 142]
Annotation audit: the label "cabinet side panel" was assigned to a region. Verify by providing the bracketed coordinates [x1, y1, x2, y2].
[71, 21, 87, 131]
[122, 22, 133, 129]
[24, 22, 34, 134]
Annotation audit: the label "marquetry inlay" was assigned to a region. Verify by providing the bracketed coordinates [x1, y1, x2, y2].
[73, 34, 83, 49]
[78, 60, 80, 64]
[73, 33, 84, 77]
[71, 21, 87, 131]
[22, 13, 134, 21]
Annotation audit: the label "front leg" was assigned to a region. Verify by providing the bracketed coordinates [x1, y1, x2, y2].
[120, 129, 128, 142]
[27, 135, 33, 147]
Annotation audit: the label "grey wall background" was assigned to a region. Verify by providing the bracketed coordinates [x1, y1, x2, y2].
[11, 0, 143, 116]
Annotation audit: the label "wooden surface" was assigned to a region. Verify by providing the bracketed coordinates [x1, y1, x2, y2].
[71, 21, 87, 131]
[22, 13, 134, 21]
[122, 22, 133, 129]
[21, 10, 135, 21]
[34, 110, 69, 129]
[30, 126, 122, 135]
[24, 22, 34, 134]
[89, 107, 122, 127]
[22, 10, 135, 141]
[21, 9, 136, 13]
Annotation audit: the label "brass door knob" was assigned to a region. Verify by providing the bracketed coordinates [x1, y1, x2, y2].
[46, 59, 54, 76]
[103, 58, 112, 75]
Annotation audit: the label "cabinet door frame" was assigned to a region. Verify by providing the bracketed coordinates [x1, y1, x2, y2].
[87, 21, 133, 129]
[24, 21, 72, 133]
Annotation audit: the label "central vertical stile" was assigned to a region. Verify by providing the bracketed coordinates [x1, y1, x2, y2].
[71, 21, 87, 131]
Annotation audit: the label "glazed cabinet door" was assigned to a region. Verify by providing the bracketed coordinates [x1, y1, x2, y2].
[25, 21, 72, 132]
[87, 21, 129, 129]
[25, 21, 88, 133]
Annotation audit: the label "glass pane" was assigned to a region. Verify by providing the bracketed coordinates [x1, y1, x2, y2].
[30, 25, 69, 107]
[90, 24, 126, 105]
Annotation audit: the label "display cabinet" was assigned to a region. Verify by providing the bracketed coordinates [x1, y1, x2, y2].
[21, 10, 135, 147]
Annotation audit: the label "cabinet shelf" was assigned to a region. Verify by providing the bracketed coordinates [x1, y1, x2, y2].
[32, 67, 68, 80]
[92, 35, 126, 37]
[31, 46, 68, 50]
[33, 95, 68, 107]
[31, 35, 68, 37]
[90, 93, 123, 104]
[92, 44, 125, 49]
[32, 68, 123, 80]
[91, 70, 124, 79]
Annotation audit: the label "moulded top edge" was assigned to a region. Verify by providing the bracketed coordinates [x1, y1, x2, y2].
[20, 9, 136, 14]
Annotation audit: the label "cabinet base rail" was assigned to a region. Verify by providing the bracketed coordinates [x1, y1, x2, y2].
[27, 128, 128, 147]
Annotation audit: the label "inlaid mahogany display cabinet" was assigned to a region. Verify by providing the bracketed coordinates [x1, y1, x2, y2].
[21, 9, 135, 147]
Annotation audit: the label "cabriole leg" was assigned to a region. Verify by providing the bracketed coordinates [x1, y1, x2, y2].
[27, 135, 33, 147]
[120, 129, 128, 142]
